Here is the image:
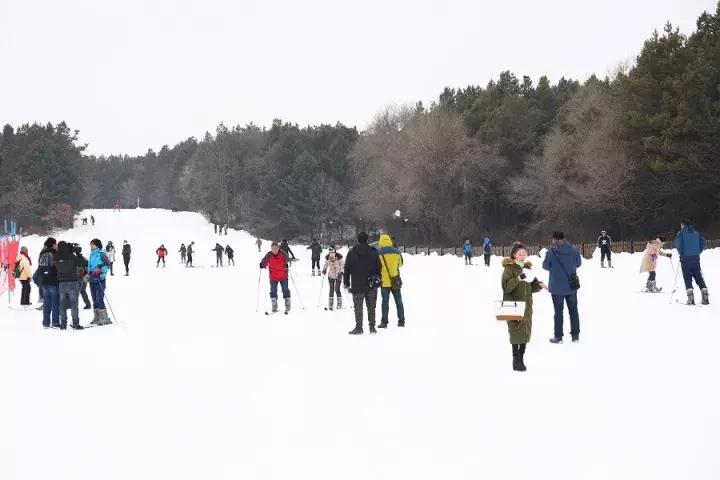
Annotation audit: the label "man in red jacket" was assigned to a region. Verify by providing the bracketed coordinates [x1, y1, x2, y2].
[260, 242, 291, 313]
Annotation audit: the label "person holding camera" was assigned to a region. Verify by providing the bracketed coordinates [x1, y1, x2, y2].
[55, 241, 83, 330]
[343, 232, 381, 335]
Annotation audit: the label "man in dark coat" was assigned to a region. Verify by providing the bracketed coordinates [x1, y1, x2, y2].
[343, 232, 381, 335]
[542, 231, 582, 344]
[674, 220, 709, 305]
[212, 243, 225, 267]
[279, 240, 296, 261]
[597, 230, 612, 268]
[308, 239, 322, 276]
[122, 240, 131, 276]
[55, 241, 83, 330]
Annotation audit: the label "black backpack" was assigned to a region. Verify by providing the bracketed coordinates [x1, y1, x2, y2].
[56, 253, 78, 280]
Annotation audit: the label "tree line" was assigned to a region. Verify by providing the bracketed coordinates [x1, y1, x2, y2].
[1, 4, 719, 243]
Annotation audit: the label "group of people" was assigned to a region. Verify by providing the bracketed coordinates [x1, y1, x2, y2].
[462, 237, 493, 266]
[14, 237, 113, 329]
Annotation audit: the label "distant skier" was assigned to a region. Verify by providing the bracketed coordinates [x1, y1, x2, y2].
[226, 245, 235, 266]
[256, 238, 262, 252]
[90, 215, 95, 226]
[122, 240, 131, 276]
[260, 242, 291, 314]
[81, 217, 88, 225]
[463, 240, 473, 265]
[322, 247, 344, 310]
[224, 225, 228, 235]
[483, 236, 493, 267]
[214, 224, 218, 234]
[598, 230, 613, 268]
[280, 239, 296, 261]
[212, 243, 225, 267]
[640, 235, 672, 293]
[156, 244, 168, 267]
[179, 244, 187, 264]
[186, 242, 195, 267]
[308, 239, 322, 275]
[105, 241, 116, 276]
[675, 220, 710, 305]
[113, 202, 121, 212]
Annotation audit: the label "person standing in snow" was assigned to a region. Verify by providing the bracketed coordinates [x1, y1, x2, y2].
[308, 239, 322, 276]
[598, 230, 613, 268]
[543, 231, 582, 344]
[225, 245, 235, 266]
[675, 220, 710, 305]
[55, 241, 83, 330]
[179, 244, 187, 264]
[86, 238, 111, 325]
[212, 243, 225, 267]
[256, 238, 262, 252]
[378, 234, 405, 328]
[156, 244, 168, 267]
[37, 237, 60, 328]
[463, 240, 473, 266]
[483, 236, 493, 267]
[343, 232, 381, 335]
[15, 246, 33, 307]
[322, 246, 344, 310]
[279, 239, 296, 261]
[122, 240, 131, 276]
[105, 241, 116, 276]
[75, 245, 91, 309]
[90, 215, 95, 226]
[640, 235, 672, 293]
[501, 242, 546, 372]
[214, 224, 218, 234]
[186, 242, 195, 267]
[224, 225, 228, 235]
[259, 242, 291, 313]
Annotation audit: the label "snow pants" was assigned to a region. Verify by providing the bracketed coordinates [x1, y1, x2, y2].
[328, 277, 342, 299]
[312, 257, 320, 271]
[601, 249, 611, 263]
[20, 279, 31, 305]
[681, 255, 707, 290]
[484, 253, 491, 266]
[123, 255, 130, 274]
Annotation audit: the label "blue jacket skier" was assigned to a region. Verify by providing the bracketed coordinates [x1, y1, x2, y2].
[674, 220, 709, 305]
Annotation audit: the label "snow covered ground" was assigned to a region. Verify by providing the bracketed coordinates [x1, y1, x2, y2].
[1, 209, 718, 480]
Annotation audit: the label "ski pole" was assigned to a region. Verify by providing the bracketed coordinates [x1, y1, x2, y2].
[288, 271, 305, 310]
[316, 272, 326, 308]
[669, 259, 681, 304]
[97, 280, 119, 325]
[255, 269, 262, 313]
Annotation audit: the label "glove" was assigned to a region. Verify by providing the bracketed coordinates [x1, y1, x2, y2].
[91, 268, 101, 278]
[259, 262, 265, 269]
[519, 273, 527, 280]
[322, 269, 327, 275]
[667, 253, 673, 259]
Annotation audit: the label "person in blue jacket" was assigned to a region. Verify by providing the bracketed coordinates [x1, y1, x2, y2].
[483, 236, 493, 266]
[674, 220, 709, 305]
[542, 231, 582, 343]
[463, 240, 473, 265]
[85, 238, 112, 325]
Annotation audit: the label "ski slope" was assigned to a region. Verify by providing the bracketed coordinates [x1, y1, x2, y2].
[1, 209, 718, 480]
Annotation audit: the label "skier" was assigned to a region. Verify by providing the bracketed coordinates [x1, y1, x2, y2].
[463, 240, 473, 266]
[256, 238, 262, 252]
[483, 236, 493, 267]
[90, 215, 95, 226]
[212, 243, 225, 267]
[15, 246, 33, 307]
[343, 232, 381, 335]
[75, 245, 92, 309]
[56, 241, 83, 330]
[501, 242, 546, 371]
[543, 231, 582, 344]
[81, 217, 88, 225]
[186, 242, 195, 267]
[225, 245, 235, 266]
[86, 238, 111, 325]
[156, 244, 168, 267]
[640, 235, 672, 293]
[675, 220, 710, 305]
[105, 241, 116, 276]
[598, 230, 613, 268]
[122, 240, 131, 276]
[224, 225, 228, 235]
[113, 202, 120, 212]
[214, 224, 218, 234]
[279, 239, 296, 261]
[378, 234, 405, 328]
[37, 238, 60, 328]
[259, 242, 291, 314]
[179, 244, 187, 264]
[322, 246, 344, 310]
[308, 239, 322, 275]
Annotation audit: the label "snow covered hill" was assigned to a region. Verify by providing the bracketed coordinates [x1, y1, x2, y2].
[1, 209, 718, 480]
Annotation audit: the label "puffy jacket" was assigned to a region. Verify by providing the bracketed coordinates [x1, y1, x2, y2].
[105, 245, 115, 263]
[212, 245, 224, 255]
[378, 234, 403, 288]
[260, 251, 289, 281]
[88, 248, 110, 282]
[323, 253, 344, 280]
[674, 226, 705, 257]
[37, 248, 58, 287]
[344, 242, 381, 294]
[279, 241, 295, 259]
[542, 240, 582, 296]
[483, 237, 492, 254]
[308, 242, 322, 259]
[501, 258, 542, 344]
[15, 254, 32, 281]
[640, 239, 670, 273]
[463, 242, 472, 255]
[226, 246, 234, 258]
[156, 247, 168, 257]
[597, 235, 612, 250]
[122, 244, 131, 257]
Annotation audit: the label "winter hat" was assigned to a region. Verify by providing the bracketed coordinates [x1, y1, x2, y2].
[328, 246, 336, 253]
[357, 232, 369, 244]
[552, 231, 565, 240]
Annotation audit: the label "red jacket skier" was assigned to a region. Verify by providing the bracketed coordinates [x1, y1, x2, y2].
[259, 242, 291, 313]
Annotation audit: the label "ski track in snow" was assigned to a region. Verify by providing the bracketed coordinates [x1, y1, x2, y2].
[1, 209, 718, 480]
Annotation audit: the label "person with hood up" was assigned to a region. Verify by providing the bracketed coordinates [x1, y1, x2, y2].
[463, 240, 473, 266]
[122, 240, 131, 276]
[343, 232, 381, 335]
[322, 246, 344, 310]
[260, 242, 291, 313]
[640, 235, 672, 293]
[483, 236, 493, 267]
[674, 220, 709, 305]
[308, 239, 322, 276]
[542, 231, 582, 344]
[378, 234, 405, 328]
[212, 243, 225, 267]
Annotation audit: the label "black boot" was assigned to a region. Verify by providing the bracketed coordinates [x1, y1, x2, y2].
[369, 322, 377, 334]
[512, 344, 522, 371]
[348, 326, 363, 335]
[517, 344, 527, 371]
[378, 318, 388, 328]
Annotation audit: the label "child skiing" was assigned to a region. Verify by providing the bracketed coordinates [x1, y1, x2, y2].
[463, 240, 472, 265]
[322, 246, 344, 310]
[260, 242, 291, 314]
[640, 236, 672, 292]
[156, 244, 168, 267]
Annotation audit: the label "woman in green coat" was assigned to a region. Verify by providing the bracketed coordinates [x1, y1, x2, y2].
[501, 243, 546, 372]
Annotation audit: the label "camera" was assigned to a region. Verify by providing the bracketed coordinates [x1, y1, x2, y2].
[70, 243, 82, 255]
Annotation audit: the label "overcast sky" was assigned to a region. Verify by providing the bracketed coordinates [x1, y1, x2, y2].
[1, 0, 717, 156]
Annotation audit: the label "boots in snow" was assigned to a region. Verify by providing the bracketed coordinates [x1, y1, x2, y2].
[369, 324, 377, 334]
[312, 270, 316, 277]
[701, 288, 709, 305]
[601, 261, 605, 268]
[91, 309, 100, 325]
[512, 345, 522, 371]
[348, 324, 363, 335]
[687, 289, 695, 306]
[97, 309, 112, 325]
[328, 297, 334, 311]
[271, 298, 278, 313]
[608, 260, 613, 268]
[646, 281, 662, 293]
[517, 344, 527, 371]
[284, 298, 291, 313]
[398, 319, 405, 327]
[336, 297, 342, 309]
[378, 318, 388, 329]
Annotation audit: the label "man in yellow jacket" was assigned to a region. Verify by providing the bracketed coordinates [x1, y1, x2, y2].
[377, 234, 405, 328]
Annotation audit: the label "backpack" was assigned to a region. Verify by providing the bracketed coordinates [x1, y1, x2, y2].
[56, 253, 78, 280]
[13, 260, 24, 279]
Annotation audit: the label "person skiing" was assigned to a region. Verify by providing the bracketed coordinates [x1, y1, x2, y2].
[322, 246, 344, 310]
[37, 237, 60, 328]
[483, 236, 493, 267]
[640, 235, 672, 293]
[113, 202, 120, 212]
[279, 239, 296, 261]
[55, 241, 83, 330]
[598, 230, 613, 268]
[543, 231, 582, 344]
[81, 217, 88, 225]
[378, 234, 405, 328]
[259, 242, 291, 313]
[86, 238, 112, 325]
[75, 245, 91, 309]
[226, 245, 235, 266]
[105, 241, 116, 276]
[463, 240, 473, 266]
[212, 243, 225, 267]
[15, 246, 33, 307]
[224, 225, 228, 235]
[501, 242, 546, 371]
[308, 239, 322, 276]
[256, 238, 262, 252]
[90, 215, 95, 226]
[674, 220, 710, 305]
[179, 244, 187, 264]
[343, 232, 381, 335]
[186, 242, 194, 267]
[121, 240, 131, 276]
[156, 244, 168, 267]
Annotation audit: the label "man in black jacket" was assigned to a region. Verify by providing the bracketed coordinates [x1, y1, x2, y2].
[343, 232, 381, 335]
[38, 238, 60, 327]
[56, 241, 83, 330]
[308, 239, 322, 276]
[597, 230, 612, 268]
[122, 240, 131, 275]
[280, 240, 296, 261]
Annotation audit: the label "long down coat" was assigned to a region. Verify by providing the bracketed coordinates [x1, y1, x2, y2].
[501, 258, 542, 345]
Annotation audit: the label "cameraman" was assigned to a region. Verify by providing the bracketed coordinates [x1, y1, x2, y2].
[56, 241, 83, 329]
